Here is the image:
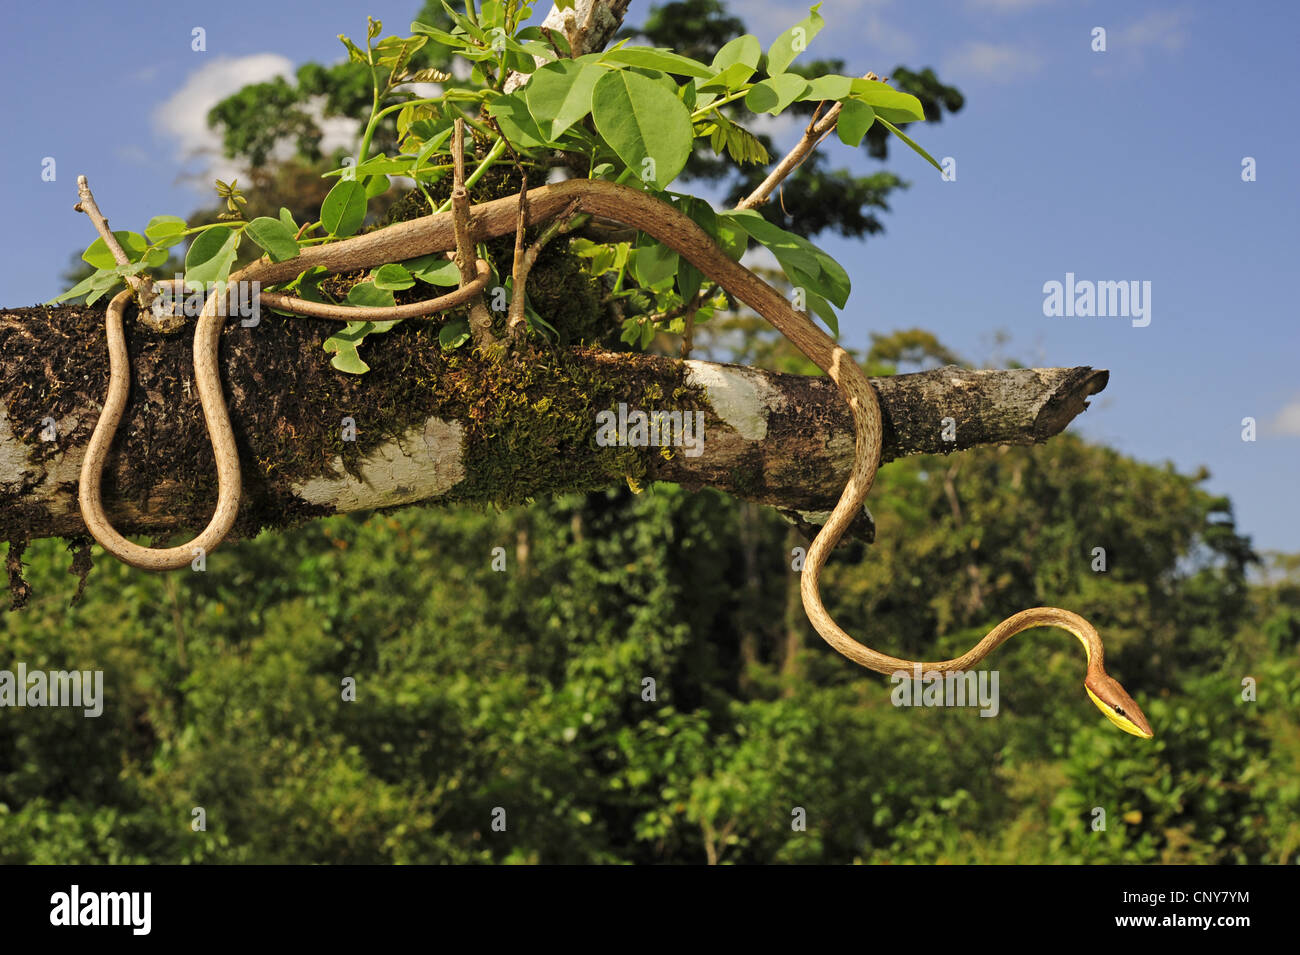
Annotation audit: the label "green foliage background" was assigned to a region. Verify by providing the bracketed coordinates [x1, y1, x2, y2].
[3, 427, 1297, 864]
[9, 1, 1297, 864]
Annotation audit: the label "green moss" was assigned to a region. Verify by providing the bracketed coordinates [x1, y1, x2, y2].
[726, 457, 768, 498]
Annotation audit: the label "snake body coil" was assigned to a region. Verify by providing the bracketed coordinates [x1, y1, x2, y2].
[78, 181, 1153, 737]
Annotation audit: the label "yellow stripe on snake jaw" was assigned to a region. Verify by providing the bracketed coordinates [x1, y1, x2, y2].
[77, 181, 1153, 738]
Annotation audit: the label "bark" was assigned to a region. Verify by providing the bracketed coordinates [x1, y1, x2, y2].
[504, 0, 634, 91]
[0, 302, 1107, 546]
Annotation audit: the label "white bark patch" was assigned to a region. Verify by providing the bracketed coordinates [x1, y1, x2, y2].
[292, 416, 467, 510]
[684, 360, 785, 441]
[0, 404, 85, 516]
[0, 404, 28, 487]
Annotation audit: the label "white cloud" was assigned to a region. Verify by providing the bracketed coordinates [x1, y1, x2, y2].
[943, 41, 1043, 82]
[1115, 9, 1191, 55]
[151, 54, 360, 189]
[1268, 398, 1300, 437]
[153, 54, 296, 185]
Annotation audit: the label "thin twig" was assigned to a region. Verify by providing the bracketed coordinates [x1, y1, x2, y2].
[508, 198, 585, 337]
[735, 72, 884, 211]
[74, 175, 191, 332]
[260, 260, 490, 320]
[449, 119, 499, 350]
[450, 119, 475, 275]
[75, 176, 182, 331]
[74, 177, 140, 292]
[680, 301, 698, 359]
[506, 174, 531, 338]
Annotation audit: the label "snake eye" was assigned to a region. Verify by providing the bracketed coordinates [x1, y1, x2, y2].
[1113, 705, 1126, 716]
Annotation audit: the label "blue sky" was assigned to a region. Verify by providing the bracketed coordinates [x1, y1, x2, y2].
[3, 0, 1296, 553]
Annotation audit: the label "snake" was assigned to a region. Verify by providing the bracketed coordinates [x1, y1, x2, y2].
[79, 180, 1153, 738]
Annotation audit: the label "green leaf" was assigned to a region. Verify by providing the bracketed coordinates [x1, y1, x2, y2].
[372, 264, 415, 290]
[145, 215, 187, 243]
[633, 237, 678, 288]
[724, 121, 769, 164]
[675, 197, 716, 301]
[591, 69, 694, 190]
[599, 48, 714, 78]
[767, 4, 824, 76]
[438, 317, 471, 350]
[712, 212, 748, 262]
[712, 34, 761, 72]
[290, 266, 332, 304]
[802, 288, 839, 336]
[877, 116, 943, 172]
[320, 178, 368, 237]
[696, 61, 756, 93]
[836, 99, 876, 147]
[82, 232, 148, 269]
[620, 317, 641, 346]
[45, 268, 120, 306]
[278, 207, 298, 234]
[374, 34, 428, 70]
[487, 91, 551, 147]
[410, 20, 472, 49]
[404, 255, 462, 286]
[83, 277, 125, 305]
[438, 1, 486, 42]
[345, 282, 396, 308]
[798, 74, 854, 102]
[244, 217, 300, 262]
[151, 231, 189, 251]
[338, 34, 368, 65]
[184, 226, 240, 286]
[744, 74, 809, 115]
[849, 78, 926, 123]
[524, 58, 603, 141]
[323, 325, 372, 374]
[721, 209, 850, 307]
[324, 157, 405, 179]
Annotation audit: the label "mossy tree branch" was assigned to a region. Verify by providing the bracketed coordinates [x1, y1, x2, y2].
[0, 299, 1106, 546]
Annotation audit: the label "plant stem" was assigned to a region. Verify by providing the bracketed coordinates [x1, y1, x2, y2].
[691, 87, 752, 119]
[357, 83, 384, 166]
[436, 137, 508, 212]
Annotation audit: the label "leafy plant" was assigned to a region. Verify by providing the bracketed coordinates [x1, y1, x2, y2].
[51, 2, 939, 373]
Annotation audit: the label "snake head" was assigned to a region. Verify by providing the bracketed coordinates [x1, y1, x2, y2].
[1084, 671, 1154, 739]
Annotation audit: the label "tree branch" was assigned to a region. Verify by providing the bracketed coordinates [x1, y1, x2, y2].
[0, 301, 1107, 545]
[504, 0, 633, 91]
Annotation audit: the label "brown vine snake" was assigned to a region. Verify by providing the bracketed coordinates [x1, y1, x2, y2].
[79, 180, 1153, 737]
